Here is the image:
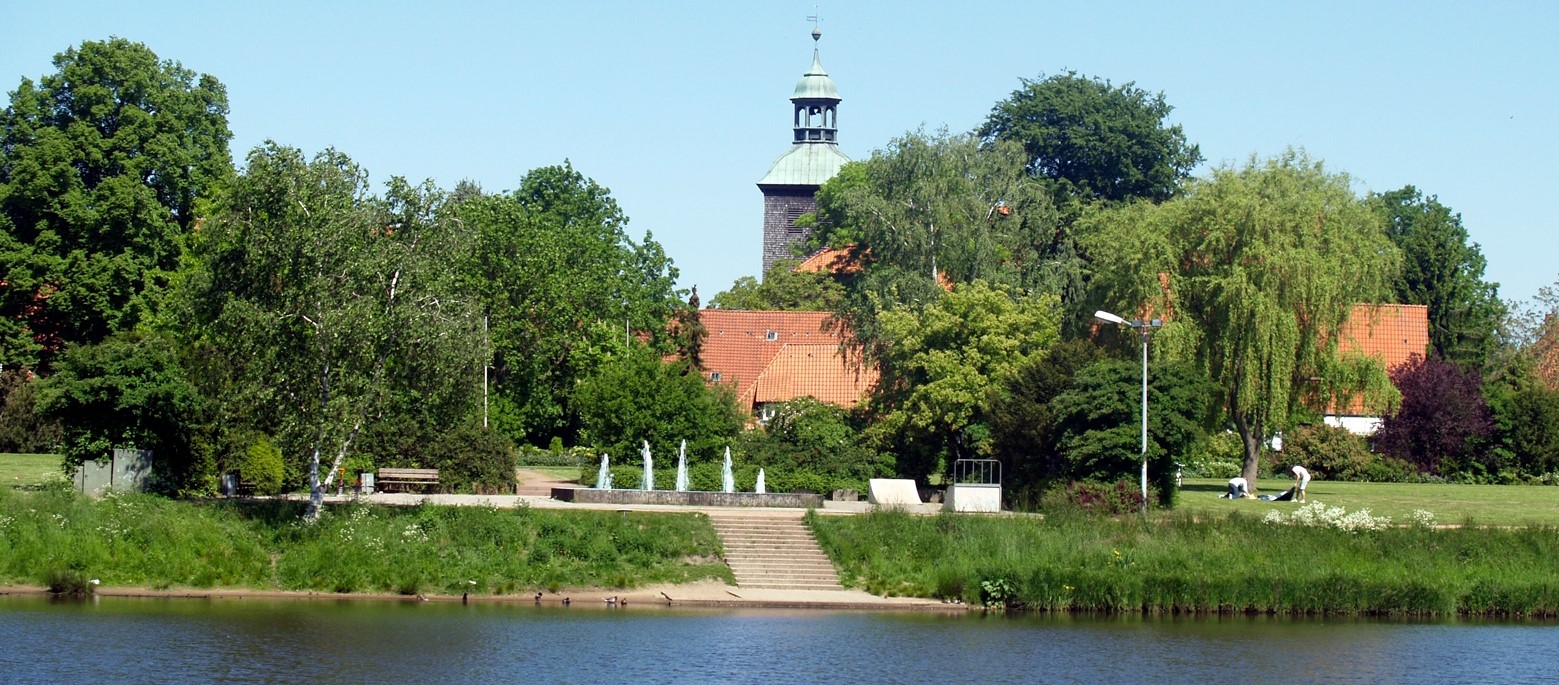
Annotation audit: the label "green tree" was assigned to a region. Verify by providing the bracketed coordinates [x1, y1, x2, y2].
[739, 397, 891, 487]
[979, 71, 1201, 204]
[572, 345, 746, 463]
[814, 129, 1064, 294]
[1049, 358, 1212, 507]
[1372, 186, 1505, 370]
[710, 259, 845, 311]
[0, 368, 61, 452]
[36, 331, 209, 493]
[1079, 150, 1401, 483]
[986, 339, 1105, 490]
[179, 143, 480, 519]
[1483, 356, 1559, 479]
[0, 38, 232, 369]
[453, 163, 679, 446]
[866, 281, 1062, 484]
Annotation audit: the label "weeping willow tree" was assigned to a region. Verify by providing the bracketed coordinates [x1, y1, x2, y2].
[1079, 150, 1401, 482]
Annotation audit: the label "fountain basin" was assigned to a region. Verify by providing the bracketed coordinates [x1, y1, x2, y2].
[551, 488, 823, 508]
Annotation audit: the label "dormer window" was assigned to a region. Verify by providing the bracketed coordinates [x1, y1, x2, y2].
[765, 330, 778, 341]
[710, 372, 722, 382]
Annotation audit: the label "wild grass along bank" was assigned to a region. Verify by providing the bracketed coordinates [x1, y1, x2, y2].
[809, 509, 1559, 617]
[0, 486, 730, 596]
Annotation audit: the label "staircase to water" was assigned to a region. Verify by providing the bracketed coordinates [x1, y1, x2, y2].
[707, 511, 844, 591]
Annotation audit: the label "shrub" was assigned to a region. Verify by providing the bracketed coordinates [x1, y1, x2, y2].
[1282, 424, 1373, 480]
[0, 369, 62, 453]
[432, 424, 517, 494]
[1039, 480, 1150, 516]
[239, 435, 285, 495]
[1181, 431, 1244, 478]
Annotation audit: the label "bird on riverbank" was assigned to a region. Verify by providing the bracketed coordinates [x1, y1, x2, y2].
[562, 597, 571, 606]
[605, 596, 618, 606]
[660, 591, 673, 605]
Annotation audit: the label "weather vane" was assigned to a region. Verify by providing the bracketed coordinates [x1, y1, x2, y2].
[808, 7, 822, 41]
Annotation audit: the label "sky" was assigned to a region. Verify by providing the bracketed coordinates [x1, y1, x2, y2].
[8, 1, 1558, 305]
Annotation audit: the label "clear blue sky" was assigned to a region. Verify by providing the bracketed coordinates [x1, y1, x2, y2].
[9, 1, 1557, 306]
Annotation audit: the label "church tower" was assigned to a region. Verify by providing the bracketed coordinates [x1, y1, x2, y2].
[756, 24, 850, 275]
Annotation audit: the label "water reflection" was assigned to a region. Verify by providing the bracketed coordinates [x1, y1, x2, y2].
[0, 596, 1553, 684]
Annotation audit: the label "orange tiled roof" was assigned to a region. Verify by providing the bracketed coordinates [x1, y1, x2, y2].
[699, 310, 857, 407]
[752, 343, 877, 407]
[794, 244, 953, 291]
[1332, 303, 1430, 415]
[795, 246, 861, 274]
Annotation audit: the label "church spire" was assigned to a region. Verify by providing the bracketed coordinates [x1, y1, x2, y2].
[756, 21, 851, 275]
[790, 22, 840, 143]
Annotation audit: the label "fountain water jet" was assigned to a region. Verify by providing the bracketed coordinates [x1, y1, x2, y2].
[722, 447, 735, 494]
[756, 468, 766, 494]
[675, 440, 689, 492]
[641, 441, 654, 491]
[596, 454, 613, 490]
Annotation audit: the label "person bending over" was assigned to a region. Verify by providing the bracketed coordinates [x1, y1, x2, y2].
[1291, 465, 1311, 503]
[1224, 477, 1251, 499]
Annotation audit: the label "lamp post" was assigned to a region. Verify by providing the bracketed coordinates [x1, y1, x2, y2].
[1094, 310, 1163, 515]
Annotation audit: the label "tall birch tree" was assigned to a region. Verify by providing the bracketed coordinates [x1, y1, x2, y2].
[181, 143, 479, 519]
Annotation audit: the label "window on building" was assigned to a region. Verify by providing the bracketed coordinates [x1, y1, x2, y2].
[765, 330, 778, 341]
[709, 371, 722, 382]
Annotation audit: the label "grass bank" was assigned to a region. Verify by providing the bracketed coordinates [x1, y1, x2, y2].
[1175, 478, 1559, 526]
[0, 487, 730, 596]
[809, 509, 1559, 617]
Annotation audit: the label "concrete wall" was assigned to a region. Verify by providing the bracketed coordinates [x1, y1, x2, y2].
[943, 484, 1001, 513]
[553, 487, 824, 509]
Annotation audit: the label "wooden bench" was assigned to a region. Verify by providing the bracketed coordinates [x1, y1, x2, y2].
[376, 468, 440, 493]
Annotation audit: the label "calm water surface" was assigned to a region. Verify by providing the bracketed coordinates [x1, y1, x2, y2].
[1, 595, 1555, 684]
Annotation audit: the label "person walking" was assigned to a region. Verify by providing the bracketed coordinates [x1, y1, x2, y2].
[1291, 465, 1311, 503]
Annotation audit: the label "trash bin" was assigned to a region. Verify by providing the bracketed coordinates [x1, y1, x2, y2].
[360, 472, 375, 495]
[221, 472, 237, 497]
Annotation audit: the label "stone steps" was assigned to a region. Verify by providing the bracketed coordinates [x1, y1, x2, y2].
[708, 512, 844, 591]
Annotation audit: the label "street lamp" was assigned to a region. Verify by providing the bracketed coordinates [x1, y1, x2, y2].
[1094, 310, 1163, 515]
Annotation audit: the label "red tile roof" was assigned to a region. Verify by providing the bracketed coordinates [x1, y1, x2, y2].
[699, 310, 863, 408]
[1333, 303, 1430, 415]
[795, 246, 861, 274]
[752, 343, 876, 407]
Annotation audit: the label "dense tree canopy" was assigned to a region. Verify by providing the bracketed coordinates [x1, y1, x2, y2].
[178, 143, 480, 517]
[986, 339, 1105, 489]
[979, 71, 1201, 205]
[0, 38, 231, 369]
[36, 331, 207, 493]
[1371, 355, 1492, 476]
[453, 163, 679, 446]
[711, 259, 845, 311]
[1372, 186, 1505, 370]
[572, 345, 745, 463]
[865, 281, 1062, 483]
[1049, 358, 1212, 506]
[1079, 150, 1401, 482]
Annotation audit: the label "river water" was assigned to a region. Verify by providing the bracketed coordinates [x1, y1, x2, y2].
[1, 595, 1555, 684]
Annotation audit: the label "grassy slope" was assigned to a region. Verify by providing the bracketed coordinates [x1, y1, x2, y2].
[0, 489, 731, 595]
[1175, 478, 1559, 527]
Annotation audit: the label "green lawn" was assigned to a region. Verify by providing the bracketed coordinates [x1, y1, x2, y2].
[1175, 477, 1559, 527]
[0, 453, 65, 489]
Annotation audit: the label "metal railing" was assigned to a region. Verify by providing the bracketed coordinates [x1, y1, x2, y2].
[951, 458, 1001, 487]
